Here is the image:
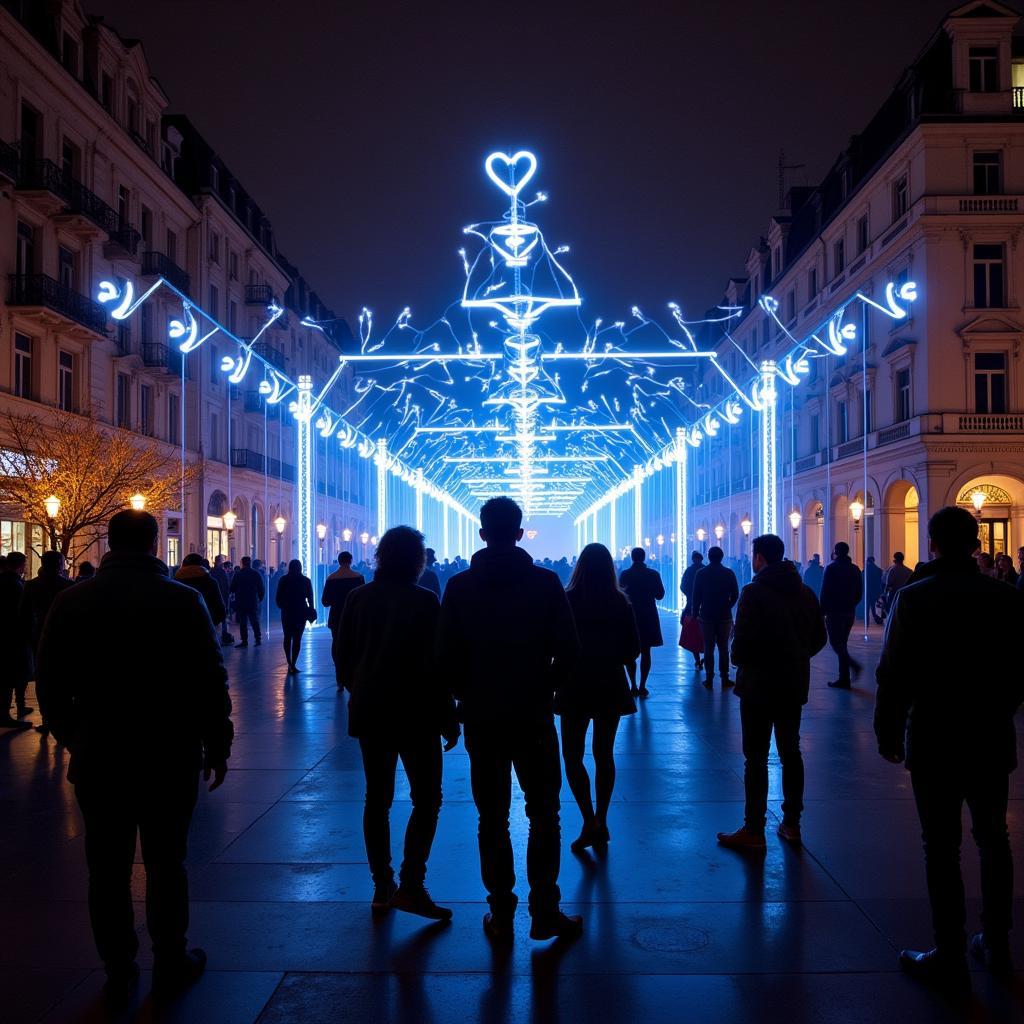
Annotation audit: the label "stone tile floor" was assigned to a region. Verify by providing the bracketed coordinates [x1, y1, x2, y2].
[2, 617, 1022, 1022]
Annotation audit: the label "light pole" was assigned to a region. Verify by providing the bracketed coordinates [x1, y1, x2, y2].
[316, 522, 327, 558]
[44, 494, 60, 552]
[696, 527, 706, 554]
[740, 517, 752, 540]
[789, 510, 801, 560]
[849, 499, 864, 535]
[274, 515, 286, 566]
[656, 533, 664, 563]
[130, 493, 146, 511]
[342, 527, 353, 544]
[360, 530, 369, 561]
[714, 524, 724, 548]
[971, 489, 986, 521]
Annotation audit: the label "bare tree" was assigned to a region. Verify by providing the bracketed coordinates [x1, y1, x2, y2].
[0, 409, 197, 559]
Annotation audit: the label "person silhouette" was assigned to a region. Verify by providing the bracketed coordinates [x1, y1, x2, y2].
[229, 555, 265, 647]
[1, 551, 33, 728]
[437, 497, 582, 942]
[36, 511, 232, 997]
[338, 526, 459, 920]
[691, 546, 739, 689]
[679, 551, 705, 672]
[820, 541, 863, 688]
[618, 547, 665, 697]
[322, 551, 365, 689]
[557, 543, 639, 853]
[275, 559, 315, 674]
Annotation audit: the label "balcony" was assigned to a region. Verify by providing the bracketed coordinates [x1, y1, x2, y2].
[231, 449, 265, 473]
[253, 340, 287, 371]
[245, 284, 276, 306]
[948, 412, 1024, 433]
[8, 274, 108, 336]
[141, 251, 191, 294]
[104, 221, 142, 259]
[922, 194, 1023, 216]
[244, 390, 280, 418]
[0, 138, 19, 183]
[141, 342, 183, 375]
[1014, 86, 1024, 109]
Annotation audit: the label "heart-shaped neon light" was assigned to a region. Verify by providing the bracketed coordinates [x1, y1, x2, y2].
[485, 150, 537, 199]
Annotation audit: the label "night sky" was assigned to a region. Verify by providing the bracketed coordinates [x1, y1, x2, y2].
[92, 0, 954, 328]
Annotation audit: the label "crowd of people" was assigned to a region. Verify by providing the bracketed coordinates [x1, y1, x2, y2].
[1, 497, 1021, 1003]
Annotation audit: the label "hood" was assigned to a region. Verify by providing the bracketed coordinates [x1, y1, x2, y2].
[99, 551, 170, 577]
[753, 559, 803, 596]
[175, 564, 209, 581]
[469, 545, 536, 584]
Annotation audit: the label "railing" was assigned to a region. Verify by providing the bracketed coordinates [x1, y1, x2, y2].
[956, 413, 1024, 432]
[835, 438, 865, 460]
[141, 342, 182, 374]
[876, 421, 910, 445]
[231, 449, 265, 472]
[794, 453, 819, 473]
[1014, 86, 1024, 109]
[7, 273, 108, 335]
[0, 138, 19, 182]
[106, 221, 142, 256]
[141, 251, 190, 293]
[959, 196, 1019, 213]
[245, 284, 275, 305]
[253, 339, 286, 371]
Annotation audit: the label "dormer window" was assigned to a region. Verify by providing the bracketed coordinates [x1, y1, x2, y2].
[969, 47, 999, 92]
[62, 32, 79, 77]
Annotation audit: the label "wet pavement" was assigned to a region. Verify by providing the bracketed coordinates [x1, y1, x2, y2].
[2, 618, 1022, 1022]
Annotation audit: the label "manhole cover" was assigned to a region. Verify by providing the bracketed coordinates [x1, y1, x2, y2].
[632, 924, 710, 953]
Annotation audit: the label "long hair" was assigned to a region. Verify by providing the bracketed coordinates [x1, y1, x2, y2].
[287, 559, 303, 575]
[566, 543, 621, 605]
[374, 525, 426, 584]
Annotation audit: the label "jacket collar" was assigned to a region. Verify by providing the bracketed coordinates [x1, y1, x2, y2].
[99, 550, 170, 577]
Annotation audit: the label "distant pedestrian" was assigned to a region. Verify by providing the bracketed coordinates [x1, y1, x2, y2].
[875, 506, 1024, 995]
[679, 551, 704, 672]
[0, 551, 32, 728]
[558, 543, 639, 853]
[419, 547, 441, 598]
[338, 526, 458, 920]
[76, 561, 95, 582]
[994, 552, 1018, 586]
[175, 554, 226, 627]
[36, 511, 232, 997]
[618, 547, 665, 697]
[275, 559, 315, 673]
[881, 552, 912, 616]
[717, 534, 826, 851]
[322, 552, 365, 688]
[229, 555, 265, 647]
[691, 546, 739, 689]
[210, 555, 233, 646]
[865, 556, 884, 624]
[820, 541, 863, 689]
[802, 554, 823, 597]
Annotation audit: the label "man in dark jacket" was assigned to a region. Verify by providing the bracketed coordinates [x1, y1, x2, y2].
[679, 551, 704, 671]
[0, 551, 32, 728]
[692, 546, 739, 689]
[210, 555, 233, 645]
[875, 506, 1024, 995]
[718, 534, 826, 851]
[802, 554, 824, 597]
[175, 554, 226, 626]
[229, 555, 265, 647]
[437, 497, 582, 942]
[619, 547, 665, 697]
[19, 550, 74, 735]
[322, 551, 365, 688]
[36, 511, 232, 996]
[419, 548, 441, 598]
[819, 541, 863, 688]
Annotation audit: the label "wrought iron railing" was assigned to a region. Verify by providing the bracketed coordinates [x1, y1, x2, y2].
[7, 273, 108, 334]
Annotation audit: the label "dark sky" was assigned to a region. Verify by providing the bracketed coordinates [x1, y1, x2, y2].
[91, 0, 955, 327]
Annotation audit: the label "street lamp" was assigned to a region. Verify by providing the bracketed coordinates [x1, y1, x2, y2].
[129, 493, 146, 511]
[971, 489, 986, 520]
[849, 499, 864, 533]
[789, 510, 801, 532]
[714, 524, 724, 542]
[342, 527, 352, 543]
[696, 527, 706, 553]
[316, 523, 327, 542]
[740, 517, 752, 538]
[223, 509, 237, 532]
[656, 533, 664, 561]
[370, 535, 378, 546]
[526, 529, 538, 541]
[44, 494, 60, 552]
[274, 515, 286, 536]
[360, 530, 369, 545]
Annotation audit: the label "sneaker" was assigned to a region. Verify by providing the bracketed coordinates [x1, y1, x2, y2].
[629, 685, 640, 696]
[638, 686, 649, 698]
[702, 677, 713, 689]
[483, 911, 515, 943]
[390, 885, 452, 921]
[898, 947, 970, 997]
[827, 679, 851, 689]
[777, 822, 802, 845]
[370, 880, 397, 912]
[103, 961, 140, 1000]
[254, 637, 262, 646]
[152, 948, 207, 995]
[235, 641, 248, 648]
[570, 820, 604, 854]
[529, 910, 584, 941]
[971, 932, 1013, 977]
[0, 715, 32, 730]
[716, 826, 767, 851]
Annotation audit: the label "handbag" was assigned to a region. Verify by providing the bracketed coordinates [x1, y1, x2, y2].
[679, 614, 704, 654]
[305, 606, 318, 624]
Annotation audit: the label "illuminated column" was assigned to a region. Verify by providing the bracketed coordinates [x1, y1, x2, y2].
[609, 499, 616, 556]
[633, 465, 643, 548]
[443, 502, 450, 559]
[295, 375, 314, 578]
[415, 468, 424, 531]
[375, 438, 387, 538]
[759, 359, 778, 536]
[591, 510, 597, 548]
[675, 427, 687, 614]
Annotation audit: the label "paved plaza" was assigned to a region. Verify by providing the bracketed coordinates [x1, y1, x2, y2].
[2, 617, 1022, 1023]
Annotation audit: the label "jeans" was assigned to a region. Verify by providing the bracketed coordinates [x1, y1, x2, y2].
[739, 699, 804, 831]
[701, 618, 732, 680]
[75, 773, 198, 969]
[825, 613, 858, 681]
[910, 768, 1013, 955]
[358, 735, 442, 888]
[237, 609, 261, 643]
[464, 717, 562, 918]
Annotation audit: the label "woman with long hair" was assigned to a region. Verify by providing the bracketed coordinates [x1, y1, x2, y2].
[558, 542, 640, 852]
[275, 559, 315, 673]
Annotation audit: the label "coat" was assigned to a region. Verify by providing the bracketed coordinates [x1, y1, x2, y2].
[338, 578, 457, 740]
[229, 565, 265, 612]
[436, 545, 579, 726]
[731, 559, 827, 706]
[419, 567, 441, 598]
[874, 557, 1024, 773]
[174, 564, 226, 626]
[0, 570, 31, 684]
[18, 571, 75, 661]
[321, 569, 365, 631]
[556, 588, 639, 719]
[618, 563, 665, 647]
[819, 555, 863, 617]
[680, 562, 703, 617]
[691, 562, 739, 622]
[275, 572, 315, 629]
[36, 551, 232, 784]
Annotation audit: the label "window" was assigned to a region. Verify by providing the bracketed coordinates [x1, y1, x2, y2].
[116, 373, 130, 428]
[140, 384, 153, 436]
[973, 243, 1005, 308]
[15, 220, 35, 276]
[168, 393, 180, 445]
[772, 246, 782, 279]
[808, 267, 818, 298]
[20, 101, 40, 158]
[833, 237, 846, 276]
[892, 174, 909, 221]
[58, 351, 75, 411]
[14, 333, 32, 399]
[101, 72, 113, 113]
[146, 119, 157, 155]
[229, 251, 238, 281]
[809, 414, 819, 452]
[209, 164, 219, 191]
[117, 319, 131, 356]
[969, 46, 999, 93]
[210, 412, 219, 460]
[140, 205, 153, 246]
[61, 137, 80, 180]
[117, 185, 130, 225]
[786, 289, 795, 322]
[862, 388, 872, 434]
[210, 344, 219, 385]
[208, 231, 220, 263]
[166, 229, 177, 264]
[209, 284, 219, 320]
[896, 368, 912, 422]
[62, 32, 79, 76]
[973, 151, 1002, 195]
[58, 246, 75, 291]
[837, 400, 849, 443]
[126, 92, 139, 134]
[228, 300, 238, 334]
[856, 214, 869, 255]
[974, 352, 1008, 413]
[141, 304, 152, 344]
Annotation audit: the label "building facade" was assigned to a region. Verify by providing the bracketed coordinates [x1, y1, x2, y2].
[0, 0, 370, 571]
[688, 0, 1024, 571]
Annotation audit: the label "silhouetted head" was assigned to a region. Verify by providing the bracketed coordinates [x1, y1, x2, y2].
[374, 525, 425, 584]
[479, 497, 523, 547]
[3, 551, 26, 576]
[339, 551, 353, 565]
[833, 541, 850, 559]
[928, 506, 979, 560]
[690, 551, 703, 564]
[893, 552, 904, 564]
[77, 561, 95, 578]
[707, 546, 724, 564]
[425, 547, 436, 566]
[751, 534, 785, 575]
[108, 511, 159, 555]
[182, 553, 205, 568]
[630, 547, 645, 564]
[288, 559, 302, 575]
[40, 550, 64, 574]
[240, 556, 252, 568]
[567, 543, 620, 603]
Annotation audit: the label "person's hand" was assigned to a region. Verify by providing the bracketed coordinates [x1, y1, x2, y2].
[204, 758, 228, 791]
[880, 749, 904, 765]
[443, 731, 460, 752]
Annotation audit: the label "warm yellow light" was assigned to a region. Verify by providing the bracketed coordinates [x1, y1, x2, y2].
[360, 531, 369, 545]
[44, 495, 61, 519]
[316, 523, 327, 541]
[526, 529, 538, 540]
[849, 500, 864, 523]
[342, 528, 352, 542]
[696, 528, 706, 542]
[971, 490, 986, 513]
[223, 510, 237, 531]
[129, 493, 146, 511]
[740, 517, 752, 536]
[274, 515, 286, 535]
[789, 510, 801, 531]
[714, 525, 724, 541]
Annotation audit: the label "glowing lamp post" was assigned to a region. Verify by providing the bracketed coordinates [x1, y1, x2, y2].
[714, 524, 724, 544]
[274, 516, 286, 563]
[316, 522, 327, 559]
[789, 510, 801, 558]
[223, 509, 237, 532]
[849, 500, 864, 534]
[342, 527, 353, 543]
[740, 517, 752, 538]
[656, 533, 664, 562]
[129, 493, 146, 511]
[971, 490, 986, 521]
[44, 494, 60, 552]
[696, 527, 706, 554]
